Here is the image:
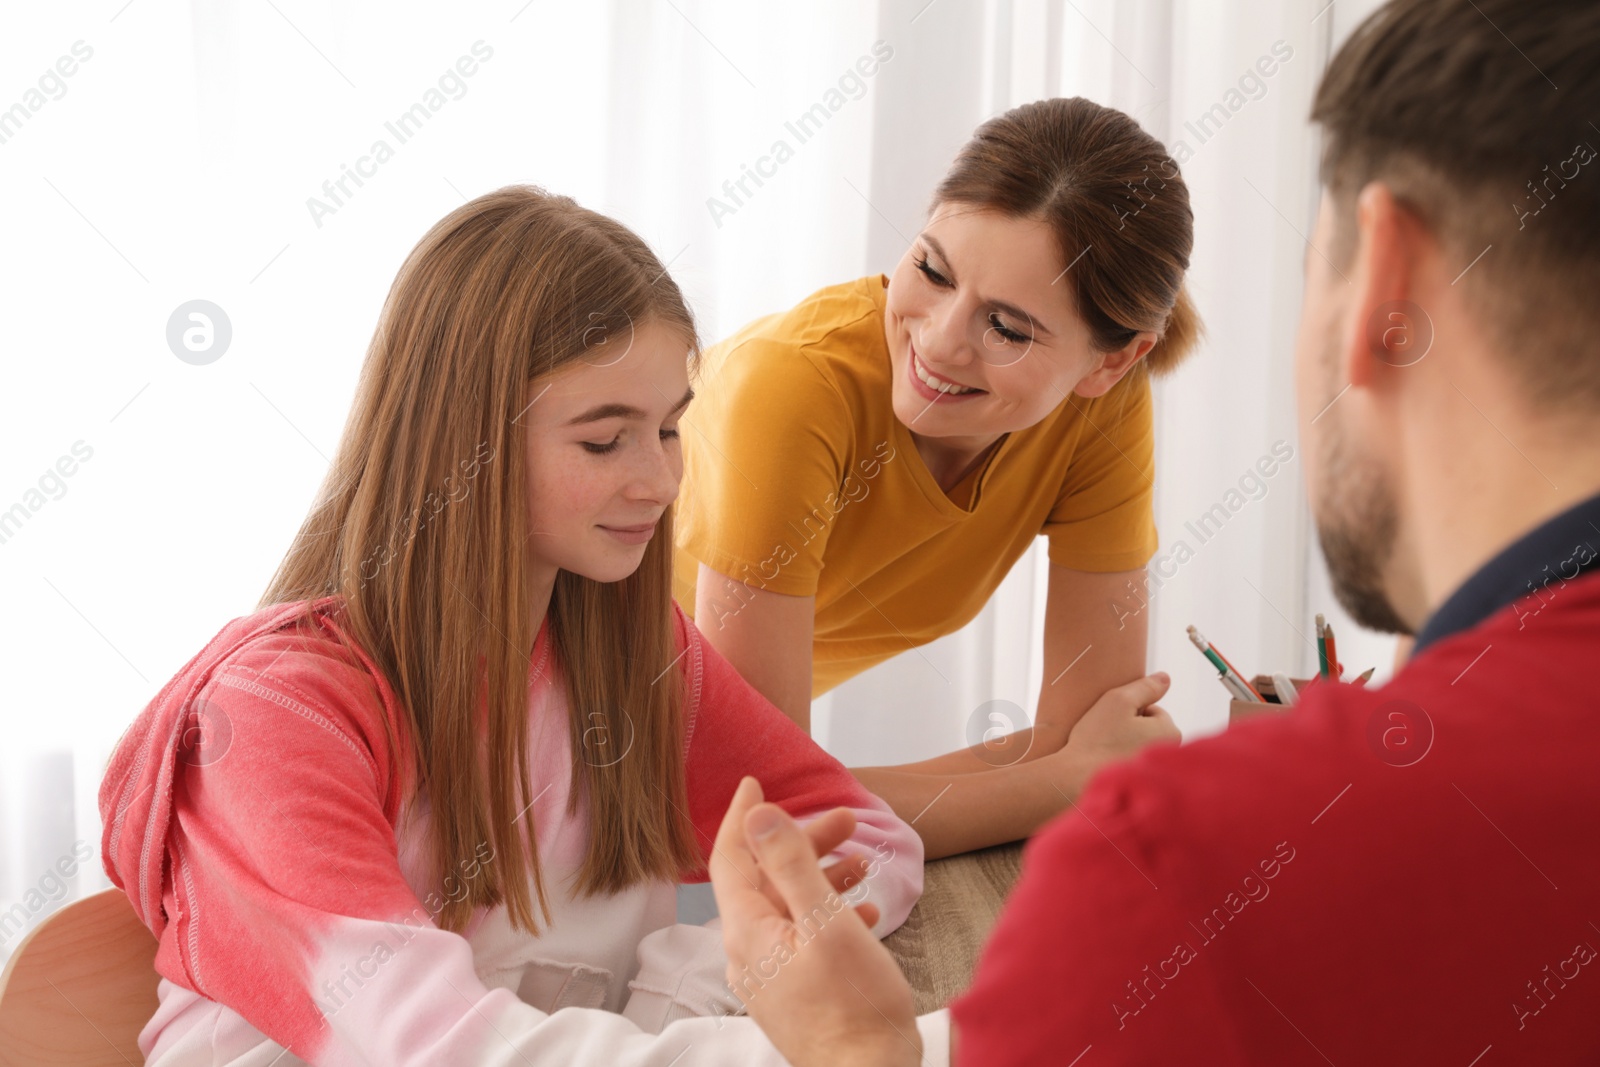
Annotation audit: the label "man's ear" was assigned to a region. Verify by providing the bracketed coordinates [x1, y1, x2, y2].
[1340, 182, 1427, 390]
[1075, 331, 1157, 398]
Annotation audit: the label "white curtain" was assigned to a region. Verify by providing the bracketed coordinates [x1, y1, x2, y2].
[0, 0, 1393, 958]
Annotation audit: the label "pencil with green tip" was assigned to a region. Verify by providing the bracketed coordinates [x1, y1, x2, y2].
[1187, 625, 1264, 702]
[1315, 613, 1330, 679]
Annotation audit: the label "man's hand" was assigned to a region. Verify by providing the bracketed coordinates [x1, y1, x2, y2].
[709, 776, 922, 1067]
[1050, 671, 1181, 790]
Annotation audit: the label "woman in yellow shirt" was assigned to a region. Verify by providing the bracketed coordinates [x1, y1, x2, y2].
[674, 97, 1201, 857]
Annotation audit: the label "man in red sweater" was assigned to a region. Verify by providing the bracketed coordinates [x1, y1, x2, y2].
[709, 0, 1600, 1062]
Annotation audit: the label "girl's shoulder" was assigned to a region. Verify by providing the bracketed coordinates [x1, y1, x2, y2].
[99, 598, 410, 934]
[667, 599, 751, 759]
[167, 597, 407, 794]
[667, 600, 705, 741]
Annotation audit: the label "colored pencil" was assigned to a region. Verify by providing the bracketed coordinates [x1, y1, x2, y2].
[1315, 613, 1330, 679]
[1187, 625, 1264, 702]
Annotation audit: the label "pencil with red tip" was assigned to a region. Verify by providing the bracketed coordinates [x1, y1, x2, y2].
[1325, 621, 1343, 680]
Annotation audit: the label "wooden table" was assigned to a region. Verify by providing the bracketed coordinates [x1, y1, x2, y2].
[883, 840, 1026, 1014]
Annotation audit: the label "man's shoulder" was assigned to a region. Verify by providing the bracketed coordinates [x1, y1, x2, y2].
[896, 578, 1600, 1061]
[1050, 577, 1600, 879]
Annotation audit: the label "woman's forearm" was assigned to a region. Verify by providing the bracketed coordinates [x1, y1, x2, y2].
[860, 722, 1073, 778]
[850, 752, 1094, 859]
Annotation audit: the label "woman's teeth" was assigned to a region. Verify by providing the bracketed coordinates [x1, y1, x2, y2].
[915, 357, 979, 395]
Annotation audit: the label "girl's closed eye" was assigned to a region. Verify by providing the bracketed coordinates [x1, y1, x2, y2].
[582, 426, 681, 455]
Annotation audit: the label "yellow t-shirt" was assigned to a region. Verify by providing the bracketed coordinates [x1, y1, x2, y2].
[673, 274, 1158, 696]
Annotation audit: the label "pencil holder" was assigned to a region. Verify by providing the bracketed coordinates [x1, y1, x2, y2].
[1228, 674, 1316, 725]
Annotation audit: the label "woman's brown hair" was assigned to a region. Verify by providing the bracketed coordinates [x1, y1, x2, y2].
[933, 97, 1201, 376]
[261, 185, 703, 935]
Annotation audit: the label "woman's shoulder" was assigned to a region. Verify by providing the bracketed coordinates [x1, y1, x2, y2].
[709, 275, 885, 368]
[697, 275, 890, 428]
[781, 273, 891, 348]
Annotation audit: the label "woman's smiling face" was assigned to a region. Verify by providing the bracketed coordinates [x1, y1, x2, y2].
[884, 203, 1147, 442]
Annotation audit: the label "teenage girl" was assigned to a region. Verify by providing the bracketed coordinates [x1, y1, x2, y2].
[99, 187, 936, 1065]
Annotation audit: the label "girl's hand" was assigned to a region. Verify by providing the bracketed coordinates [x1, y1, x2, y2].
[1054, 671, 1181, 786]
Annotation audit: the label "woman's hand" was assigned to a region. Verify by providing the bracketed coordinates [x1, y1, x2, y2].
[1051, 671, 1181, 790]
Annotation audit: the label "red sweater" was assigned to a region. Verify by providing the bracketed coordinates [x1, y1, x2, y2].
[100, 597, 927, 1065]
[952, 572, 1600, 1064]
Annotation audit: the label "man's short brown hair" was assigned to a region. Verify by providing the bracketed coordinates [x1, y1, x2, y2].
[1313, 0, 1600, 408]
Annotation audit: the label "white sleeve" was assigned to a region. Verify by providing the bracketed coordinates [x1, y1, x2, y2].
[623, 919, 743, 1033]
[306, 913, 806, 1066]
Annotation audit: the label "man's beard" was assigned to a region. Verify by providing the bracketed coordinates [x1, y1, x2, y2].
[1313, 411, 1413, 635]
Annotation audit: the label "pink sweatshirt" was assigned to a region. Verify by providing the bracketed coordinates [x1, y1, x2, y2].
[99, 597, 948, 1065]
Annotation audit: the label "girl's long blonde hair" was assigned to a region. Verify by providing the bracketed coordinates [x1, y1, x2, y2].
[261, 185, 702, 935]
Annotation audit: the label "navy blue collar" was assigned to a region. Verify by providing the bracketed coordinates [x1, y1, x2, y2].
[1413, 491, 1600, 653]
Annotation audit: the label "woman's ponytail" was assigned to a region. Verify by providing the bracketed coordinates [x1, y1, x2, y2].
[1145, 283, 1203, 377]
